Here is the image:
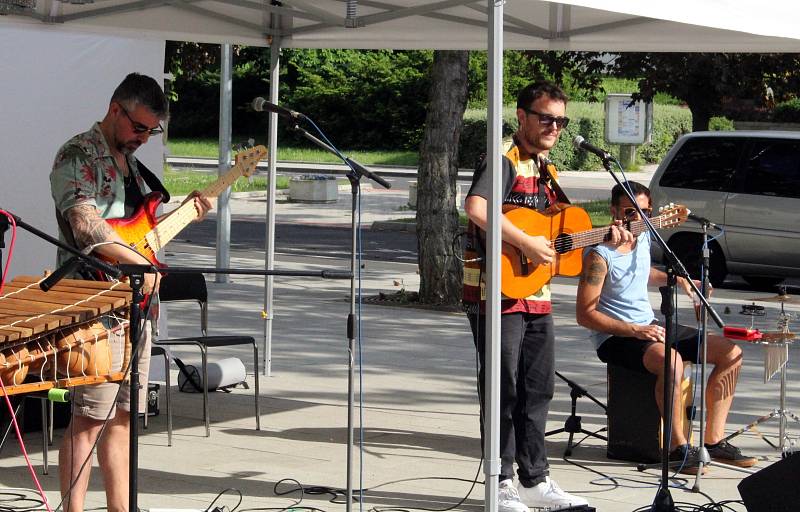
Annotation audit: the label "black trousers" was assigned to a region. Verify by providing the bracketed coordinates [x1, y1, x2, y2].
[469, 312, 554, 487]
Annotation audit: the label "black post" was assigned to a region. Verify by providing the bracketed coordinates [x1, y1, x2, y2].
[654, 273, 677, 512]
[126, 271, 145, 512]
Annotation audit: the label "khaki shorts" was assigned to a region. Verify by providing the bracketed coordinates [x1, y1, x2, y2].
[71, 320, 152, 420]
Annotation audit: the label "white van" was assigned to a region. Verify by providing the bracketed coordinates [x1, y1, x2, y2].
[649, 131, 800, 288]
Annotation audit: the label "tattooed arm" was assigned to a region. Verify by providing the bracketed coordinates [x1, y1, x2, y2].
[576, 251, 664, 342]
[64, 204, 160, 294]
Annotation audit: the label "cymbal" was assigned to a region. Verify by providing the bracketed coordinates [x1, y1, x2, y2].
[753, 294, 799, 304]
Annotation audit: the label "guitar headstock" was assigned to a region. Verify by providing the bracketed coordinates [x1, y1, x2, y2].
[656, 203, 689, 229]
[234, 144, 268, 177]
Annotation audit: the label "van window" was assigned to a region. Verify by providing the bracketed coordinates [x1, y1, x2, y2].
[742, 140, 800, 198]
[658, 138, 741, 191]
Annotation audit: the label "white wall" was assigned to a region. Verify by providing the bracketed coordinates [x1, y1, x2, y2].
[0, 23, 165, 278]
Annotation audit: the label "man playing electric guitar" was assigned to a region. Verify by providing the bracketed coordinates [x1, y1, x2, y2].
[50, 72, 210, 512]
[462, 80, 632, 512]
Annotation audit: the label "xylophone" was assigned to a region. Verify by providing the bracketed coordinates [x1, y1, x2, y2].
[0, 275, 132, 396]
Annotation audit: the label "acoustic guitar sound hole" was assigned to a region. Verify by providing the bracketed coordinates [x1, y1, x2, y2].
[554, 233, 573, 254]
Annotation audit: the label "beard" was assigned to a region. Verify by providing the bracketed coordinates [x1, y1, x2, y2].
[117, 139, 142, 155]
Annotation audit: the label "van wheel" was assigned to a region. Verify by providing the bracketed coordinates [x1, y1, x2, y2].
[667, 234, 727, 288]
[742, 275, 785, 289]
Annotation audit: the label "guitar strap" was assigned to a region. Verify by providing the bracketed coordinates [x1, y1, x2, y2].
[538, 156, 571, 206]
[135, 157, 171, 204]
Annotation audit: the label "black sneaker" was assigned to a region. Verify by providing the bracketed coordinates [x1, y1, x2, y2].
[705, 440, 758, 468]
[668, 444, 707, 475]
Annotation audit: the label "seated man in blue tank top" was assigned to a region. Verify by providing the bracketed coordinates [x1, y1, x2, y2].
[575, 181, 756, 474]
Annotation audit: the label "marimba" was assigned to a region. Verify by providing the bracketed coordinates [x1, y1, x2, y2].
[0, 275, 132, 396]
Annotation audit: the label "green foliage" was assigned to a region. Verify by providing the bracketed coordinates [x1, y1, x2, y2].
[459, 102, 691, 170]
[166, 47, 433, 150]
[577, 199, 612, 227]
[772, 98, 800, 122]
[708, 116, 735, 131]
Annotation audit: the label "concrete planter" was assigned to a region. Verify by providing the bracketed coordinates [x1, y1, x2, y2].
[408, 181, 418, 209]
[288, 175, 338, 203]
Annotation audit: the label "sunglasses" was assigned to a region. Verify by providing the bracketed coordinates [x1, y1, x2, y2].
[120, 105, 164, 136]
[623, 207, 652, 219]
[523, 108, 570, 129]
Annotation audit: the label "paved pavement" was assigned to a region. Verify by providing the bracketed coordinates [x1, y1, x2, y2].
[2, 171, 798, 512]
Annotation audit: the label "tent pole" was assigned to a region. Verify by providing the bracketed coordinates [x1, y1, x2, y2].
[263, 36, 280, 377]
[216, 43, 233, 284]
[485, 1, 503, 512]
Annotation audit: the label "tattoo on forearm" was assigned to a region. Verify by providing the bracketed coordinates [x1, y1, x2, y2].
[579, 254, 607, 286]
[66, 205, 115, 248]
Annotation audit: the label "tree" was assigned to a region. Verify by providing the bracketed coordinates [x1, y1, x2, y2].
[609, 53, 800, 131]
[416, 50, 469, 306]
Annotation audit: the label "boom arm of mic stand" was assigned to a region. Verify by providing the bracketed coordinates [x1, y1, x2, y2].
[5, 212, 121, 279]
[598, 160, 724, 329]
[287, 122, 391, 189]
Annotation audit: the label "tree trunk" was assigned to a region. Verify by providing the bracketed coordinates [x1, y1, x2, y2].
[416, 50, 469, 305]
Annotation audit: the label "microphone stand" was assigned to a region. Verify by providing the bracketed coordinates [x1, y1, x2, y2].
[691, 222, 755, 492]
[596, 157, 724, 512]
[282, 116, 390, 512]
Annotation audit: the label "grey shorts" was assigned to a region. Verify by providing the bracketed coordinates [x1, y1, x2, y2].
[71, 320, 152, 420]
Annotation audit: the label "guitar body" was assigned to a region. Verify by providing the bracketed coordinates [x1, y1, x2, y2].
[87, 146, 266, 284]
[104, 191, 164, 267]
[501, 205, 592, 299]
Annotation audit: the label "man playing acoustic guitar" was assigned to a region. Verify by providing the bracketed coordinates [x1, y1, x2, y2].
[463, 81, 632, 512]
[50, 72, 210, 512]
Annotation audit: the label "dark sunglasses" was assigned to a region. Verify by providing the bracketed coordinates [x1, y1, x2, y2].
[523, 108, 570, 129]
[120, 105, 164, 136]
[624, 207, 652, 219]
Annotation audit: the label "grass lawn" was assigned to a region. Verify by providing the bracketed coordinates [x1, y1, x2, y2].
[168, 138, 419, 167]
[163, 167, 289, 196]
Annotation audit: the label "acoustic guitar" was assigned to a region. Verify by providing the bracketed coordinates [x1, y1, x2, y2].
[501, 203, 688, 298]
[103, 145, 267, 269]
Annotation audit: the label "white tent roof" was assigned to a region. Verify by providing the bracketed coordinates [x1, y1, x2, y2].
[7, 0, 800, 51]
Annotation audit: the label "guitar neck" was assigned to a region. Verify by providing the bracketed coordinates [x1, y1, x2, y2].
[144, 163, 245, 254]
[564, 215, 670, 250]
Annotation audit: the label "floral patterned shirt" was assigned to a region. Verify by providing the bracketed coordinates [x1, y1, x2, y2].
[50, 123, 145, 267]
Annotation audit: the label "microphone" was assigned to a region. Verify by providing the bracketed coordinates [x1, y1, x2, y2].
[40, 257, 82, 292]
[251, 97, 304, 120]
[688, 212, 721, 230]
[572, 136, 613, 162]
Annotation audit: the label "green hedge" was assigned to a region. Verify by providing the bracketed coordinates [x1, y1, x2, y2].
[459, 102, 692, 170]
[772, 98, 800, 123]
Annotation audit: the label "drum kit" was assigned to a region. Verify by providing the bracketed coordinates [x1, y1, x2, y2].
[724, 287, 799, 454]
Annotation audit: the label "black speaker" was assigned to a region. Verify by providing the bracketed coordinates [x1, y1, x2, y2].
[738, 453, 800, 512]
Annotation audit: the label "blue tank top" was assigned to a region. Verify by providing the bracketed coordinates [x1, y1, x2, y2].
[585, 233, 655, 350]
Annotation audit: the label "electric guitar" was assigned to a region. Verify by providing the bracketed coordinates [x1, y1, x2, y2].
[500, 203, 688, 299]
[102, 145, 267, 270]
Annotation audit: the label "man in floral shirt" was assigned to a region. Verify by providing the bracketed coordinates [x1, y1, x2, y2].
[50, 73, 210, 512]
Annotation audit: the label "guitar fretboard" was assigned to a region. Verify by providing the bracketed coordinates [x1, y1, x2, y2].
[551, 214, 672, 253]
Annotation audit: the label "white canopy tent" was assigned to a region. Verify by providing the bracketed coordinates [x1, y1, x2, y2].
[6, 0, 800, 51]
[3, 2, 800, 510]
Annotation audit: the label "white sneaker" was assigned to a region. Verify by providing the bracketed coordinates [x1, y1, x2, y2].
[517, 477, 588, 511]
[498, 479, 530, 512]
